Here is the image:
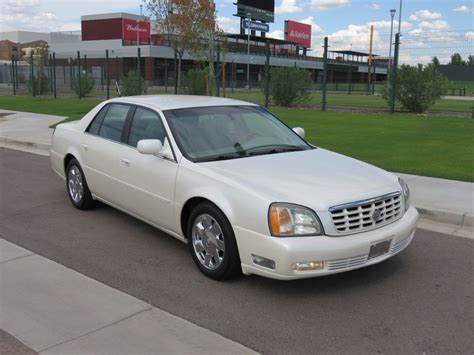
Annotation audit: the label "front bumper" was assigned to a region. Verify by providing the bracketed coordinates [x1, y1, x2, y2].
[235, 206, 419, 280]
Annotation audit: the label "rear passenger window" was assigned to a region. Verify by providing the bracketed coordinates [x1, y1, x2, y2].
[98, 104, 130, 142]
[127, 107, 166, 147]
[87, 106, 108, 135]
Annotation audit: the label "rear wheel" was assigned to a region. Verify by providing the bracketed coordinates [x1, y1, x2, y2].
[188, 202, 241, 280]
[66, 159, 95, 210]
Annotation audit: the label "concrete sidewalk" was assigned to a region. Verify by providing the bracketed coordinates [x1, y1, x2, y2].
[0, 109, 65, 156]
[0, 109, 473, 232]
[0, 238, 256, 355]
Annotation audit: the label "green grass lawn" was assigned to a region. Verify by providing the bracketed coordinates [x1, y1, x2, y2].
[225, 91, 472, 113]
[1, 95, 473, 181]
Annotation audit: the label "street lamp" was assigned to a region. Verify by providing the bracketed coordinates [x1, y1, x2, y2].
[397, 0, 403, 35]
[389, 9, 396, 69]
[137, 4, 143, 46]
[247, 12, 251, 90]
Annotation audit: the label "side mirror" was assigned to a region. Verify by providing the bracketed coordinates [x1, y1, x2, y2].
[137, 139, 174, 160]
[137, 139, 163, 156]
[293, 127, 305, 139]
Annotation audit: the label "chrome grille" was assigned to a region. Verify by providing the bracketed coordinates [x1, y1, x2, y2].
[390, 237, 411, 255]
[327, 255, 367, 271]
[329, 192, 402, 234]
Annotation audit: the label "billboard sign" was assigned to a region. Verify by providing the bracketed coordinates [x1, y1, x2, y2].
[237, 0, 274, 23]
[122, 19, 151, 41]
[284, 20, 311, 48]
[242, 19, 269, 32]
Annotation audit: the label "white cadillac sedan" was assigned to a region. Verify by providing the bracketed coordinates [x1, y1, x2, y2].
[50, 95, 418, 280]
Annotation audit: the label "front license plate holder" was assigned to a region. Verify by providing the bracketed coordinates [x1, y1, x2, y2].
[368, 239, 392, 259]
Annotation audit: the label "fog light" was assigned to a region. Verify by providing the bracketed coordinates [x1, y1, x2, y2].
[292, 261, 324, 272]
[251, 254, 276, 270]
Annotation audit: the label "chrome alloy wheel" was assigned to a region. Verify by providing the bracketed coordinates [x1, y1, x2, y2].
[192, 214, 226, 270]
[67, 165, 84, 203]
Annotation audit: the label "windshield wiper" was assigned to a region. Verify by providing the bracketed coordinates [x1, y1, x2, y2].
[247, 144, 305, 156]
[201, 153, 244, 162]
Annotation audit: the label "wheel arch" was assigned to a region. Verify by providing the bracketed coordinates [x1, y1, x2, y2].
[180, 197, 231, 240]
[63, 153, 77, 174]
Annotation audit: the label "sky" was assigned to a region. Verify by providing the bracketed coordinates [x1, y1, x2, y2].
[0, 0, 472, 64]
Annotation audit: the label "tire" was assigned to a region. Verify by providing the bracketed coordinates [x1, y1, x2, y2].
[187, 202, 241, 280]
[65, 158, 95, 210]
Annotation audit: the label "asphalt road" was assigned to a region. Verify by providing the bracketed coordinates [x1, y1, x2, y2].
[1, 148, 473, 354]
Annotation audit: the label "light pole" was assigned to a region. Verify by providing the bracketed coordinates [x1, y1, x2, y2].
[397, 0, 403, 35]
[389, 9, 396, 69]
[247, 12, 251, 90]
[137, 4, 143, 46]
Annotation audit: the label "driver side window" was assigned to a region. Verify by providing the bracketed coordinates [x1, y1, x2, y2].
[127, 107, 167, 147]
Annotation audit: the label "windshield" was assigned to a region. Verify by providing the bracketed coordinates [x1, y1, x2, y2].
[164, 105, 312, 162]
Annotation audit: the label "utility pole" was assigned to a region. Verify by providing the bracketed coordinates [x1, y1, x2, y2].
[367, 25, 374, 93]
[264, 40, 270, 108]
[77, 51, 81, 99]
[106, 49, 110, 100]
[397, 0, 403, 34]
[247, 13, 251, 90]
[53, 52, 57, 98]
[390, 33, 400, 113]
[389, 9, 396, 69]
[322, 37, 328, 112]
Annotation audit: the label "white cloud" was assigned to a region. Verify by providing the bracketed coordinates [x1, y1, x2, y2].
[311, 0, 349, 11]
[300, 16, 323, 34]
[418, 20, 449, 31]
[409, 9, 442, 21]
[217, 16, 240, 33]
[275, 0, 303, 15]
[368, 20, 412, 31]
[369, 3, 381, 10]
[268, 30, 284, 40]
[453, 5, 472, 13]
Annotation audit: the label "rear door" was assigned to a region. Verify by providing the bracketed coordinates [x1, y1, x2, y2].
[116, 106, 179, 231]
[81, 103, 133, 205]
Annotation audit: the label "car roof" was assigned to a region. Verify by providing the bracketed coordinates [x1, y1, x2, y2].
[108, 95, 259, 111]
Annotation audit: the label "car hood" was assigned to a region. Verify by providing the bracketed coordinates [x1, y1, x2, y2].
[200, 148, 400, 212]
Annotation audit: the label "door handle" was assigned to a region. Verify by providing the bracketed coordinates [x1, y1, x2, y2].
[81, 144, 88, 151]
[121, 158, 131, 167]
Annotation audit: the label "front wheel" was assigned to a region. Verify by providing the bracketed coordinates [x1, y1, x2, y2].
[66, 158, 95, 210]
[188, 202, 241, 280]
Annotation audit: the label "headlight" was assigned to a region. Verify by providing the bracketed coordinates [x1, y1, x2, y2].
[399, 177, 411, 212]
[269, 203, 323, 237]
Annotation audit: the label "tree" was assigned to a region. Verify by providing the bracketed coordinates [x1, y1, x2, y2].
[120, 70, 147, 96]
[269, 67, 312, 107]
[146, 0, 202, 93]
[183, 68, 207, 95]
[468, 55, 474, 66]
[450, 53, 465, 65]
[431, 56, 440, 67]
[24, 46, 50, 95]
[382, 64, 448, 113]
[71, 72, 94, 98]
[146, 0, 223, 95]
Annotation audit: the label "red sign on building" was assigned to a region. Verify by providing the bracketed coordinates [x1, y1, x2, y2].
[284, 20, 312, 48]
[122, 19, 151, 41]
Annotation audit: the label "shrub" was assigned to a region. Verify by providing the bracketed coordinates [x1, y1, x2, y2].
[183, 68, 207, 95]
[269, 67, 312, 106]
[382, 64, 448, 113]
[71, 72, 95, 98]
[28, 71, 50, 95]
[120, 70, 147, 96]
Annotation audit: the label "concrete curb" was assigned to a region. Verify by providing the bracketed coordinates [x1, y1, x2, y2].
[416, 205, 473, 228]
[0, 136, 51, 151]
[0, 139, 471, 230]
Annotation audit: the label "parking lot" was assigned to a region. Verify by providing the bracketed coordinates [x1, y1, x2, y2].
[1, 147, 473, 354]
